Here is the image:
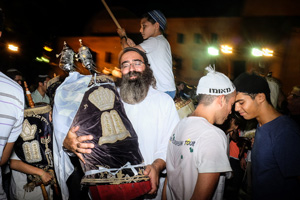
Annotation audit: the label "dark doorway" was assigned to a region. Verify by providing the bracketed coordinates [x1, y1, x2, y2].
[233, 61, 246, 80]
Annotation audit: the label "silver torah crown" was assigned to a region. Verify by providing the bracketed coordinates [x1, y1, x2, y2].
[76, 39, 97, 74]
[56, 41, 76, 72]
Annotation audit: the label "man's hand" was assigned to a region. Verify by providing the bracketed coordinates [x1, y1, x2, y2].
[143, 159, 166, 194]
[40, 170, 53, 185]
[63, 126, 94, 163]
[240, 157, 247, 170]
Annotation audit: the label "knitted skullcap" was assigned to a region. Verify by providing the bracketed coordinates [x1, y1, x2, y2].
[6, 68, 20, 73]
[196, 65, 235, 95]
[38, 74, 49, 78]
[148, 10, 167, 31]
[233, 72, 270, 95]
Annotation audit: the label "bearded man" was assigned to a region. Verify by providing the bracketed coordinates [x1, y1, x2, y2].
[117, 47, 180, 199]
[62, 47, 180, 200]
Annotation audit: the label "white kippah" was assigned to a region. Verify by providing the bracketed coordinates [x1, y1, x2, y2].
[196, 65, 235, 95]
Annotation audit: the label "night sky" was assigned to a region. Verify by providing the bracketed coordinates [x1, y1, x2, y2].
[0, 0, 244, 72]
[1, 0, 244, 41]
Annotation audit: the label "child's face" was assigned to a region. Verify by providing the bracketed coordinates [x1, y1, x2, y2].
[139, 18, 158, 39]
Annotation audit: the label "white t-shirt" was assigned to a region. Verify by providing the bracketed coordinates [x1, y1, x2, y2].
[140, 35, 176, 92]
[122, 87, 180, 199]
[166, 117, 232, 200]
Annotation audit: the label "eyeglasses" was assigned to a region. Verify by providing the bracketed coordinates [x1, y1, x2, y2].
[121, 60, 144, 69]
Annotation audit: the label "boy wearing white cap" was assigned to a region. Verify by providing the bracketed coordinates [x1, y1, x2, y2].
[117, 10, 176, 99]
[164, 66, 235, 200]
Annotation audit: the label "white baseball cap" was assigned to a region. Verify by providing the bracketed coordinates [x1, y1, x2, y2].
[196, 65, 235, 95]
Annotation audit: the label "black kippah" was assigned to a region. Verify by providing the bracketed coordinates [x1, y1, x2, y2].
[233, 72, 270, 95]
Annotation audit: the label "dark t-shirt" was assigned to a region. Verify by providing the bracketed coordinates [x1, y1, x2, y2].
[252, 115, 300, 200]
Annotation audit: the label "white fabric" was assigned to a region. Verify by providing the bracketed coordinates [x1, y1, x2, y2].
[196, 66, 235, 95]
[140, 35, 176, 92]
[52, 72, 92, 200]
[53, 72, 179, 200]
[0, 72, 24, 200]
[166, 117, 232, 200]
[122, 87, 180, 199]
[265, 77, 280, 108]
[10, 151, 53, 200]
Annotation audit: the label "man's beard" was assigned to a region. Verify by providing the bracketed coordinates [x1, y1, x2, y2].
[120, 67, 155, 104]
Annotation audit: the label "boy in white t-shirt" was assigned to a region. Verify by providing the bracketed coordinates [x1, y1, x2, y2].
[164, 66, 236, 200]
[117, 10, 176, 98]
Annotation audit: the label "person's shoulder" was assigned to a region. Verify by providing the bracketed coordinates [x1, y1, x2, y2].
[31, 89, 38, 95]
[148, 87, 173, 100]
[155, 35, 168, 42]
[280, 115, 300, 130]
[271, 115, 300, 136]
[187, 117, 227, 140]
[0, 71, 23, 92]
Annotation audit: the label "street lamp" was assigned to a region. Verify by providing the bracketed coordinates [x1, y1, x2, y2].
[262, 48, 273, 57]
[252, 48, 274, 57]
[252, 48, 263, 57]
[7, 44, 19, 52]
[43, 45, 53, 52]
[221, 45, 233, 54]
[36, 56, 50, 63]
[208, 47, 219, 56]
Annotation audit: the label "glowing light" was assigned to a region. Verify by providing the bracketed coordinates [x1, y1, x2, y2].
[36, 57, 43, 62]
[36, 56, 50, 63]
[43, 46, 53, 52]
[208, 47, 219, 56]
[102, 67, 111, 75]
[252, 48, 263, 57]
[41, 56, 50, 63]
[262, 48, 273, 56]
[112, 67, 122, 78]
[8, 44, 19, 52]
[221, 45, 233, 54]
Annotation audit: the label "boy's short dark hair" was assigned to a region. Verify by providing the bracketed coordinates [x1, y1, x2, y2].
[234, 72, 271, 104]
[6, 69, 22, 80]
[36, 75, 49, 85]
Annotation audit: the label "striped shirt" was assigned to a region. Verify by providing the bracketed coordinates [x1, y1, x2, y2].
[0, 71, 24, 199]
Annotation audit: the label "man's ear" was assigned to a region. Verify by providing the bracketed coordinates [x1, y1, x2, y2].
[217, 95, 226, 107]
[255, 93, 266, 104]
